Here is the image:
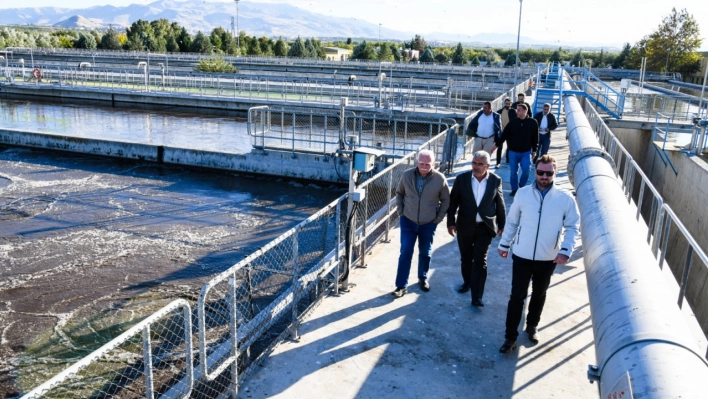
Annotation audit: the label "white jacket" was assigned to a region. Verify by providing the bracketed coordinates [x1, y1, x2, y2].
[498, 183, 580, 261]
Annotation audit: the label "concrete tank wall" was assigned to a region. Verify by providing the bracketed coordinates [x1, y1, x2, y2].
[611, 124, 708, 336]
[0, 128, 351, 183]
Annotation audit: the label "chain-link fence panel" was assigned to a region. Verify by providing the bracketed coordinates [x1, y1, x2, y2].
[23, 300, 194, 399]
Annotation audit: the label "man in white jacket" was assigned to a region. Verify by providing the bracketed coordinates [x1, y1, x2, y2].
[497, 155, 580, 353]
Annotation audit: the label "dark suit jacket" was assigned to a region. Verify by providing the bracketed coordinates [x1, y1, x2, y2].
[447, 171, 506, 236]
[533, 111, 558, 133]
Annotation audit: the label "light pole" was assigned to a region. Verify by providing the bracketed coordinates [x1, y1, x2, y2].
[512, 0, 523, 98]
[235, 0, 240, 52]
[379, 23, 381, 45]
[665, 47, 671, 73]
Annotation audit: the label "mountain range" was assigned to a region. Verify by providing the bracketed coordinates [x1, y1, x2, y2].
[0, 1, 616, 49]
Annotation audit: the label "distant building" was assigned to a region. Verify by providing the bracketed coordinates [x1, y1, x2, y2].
[324, 47, 353, 61]
[406, 49, 420, 60]
[685, 51, 708, 85]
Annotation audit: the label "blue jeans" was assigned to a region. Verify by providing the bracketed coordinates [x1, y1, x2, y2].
[396, 216, 437, 288]
[508, 150, 532, 191]
[536, 133, 551, 162]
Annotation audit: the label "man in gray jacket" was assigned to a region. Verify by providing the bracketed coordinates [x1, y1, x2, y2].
[393, 149, 450, 298]
[497, 155, 580, 353]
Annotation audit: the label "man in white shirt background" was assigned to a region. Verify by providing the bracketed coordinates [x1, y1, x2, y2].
[466, 101, 502, 155]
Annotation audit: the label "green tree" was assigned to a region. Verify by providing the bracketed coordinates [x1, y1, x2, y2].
[470, 56, 480, 66]
[571, 49, 584, 67]
[451, 43, 467, 65]
[435, 52, 449, 64]
[550, 49, 563, 64]
[612, 44, 631, 68]
[100, 28, 122, 50]
[410, 34, 427, 52]
[419, 48, 435, 63]
[378, 43, 394, 61]
[165, 35, 180, 52]
[346, 37, 352, 45]
[209, 30, 223, 53]
[190, 31, 212, 53]
[288, 37, 307, 57]
[246, 37, 261, 55]
[390, 44, 401, 61]
[351, 40, 378, 60]
[641, 8, 702, 74]
[274, 37, 288, 56]
[596, 48, 605, 68]
[177, 28, 191, 52]
[75, 32, 97, 49]
[504, 52, 518, 67]
[150, 19, 172, 41]
[125, 19, 154, 50]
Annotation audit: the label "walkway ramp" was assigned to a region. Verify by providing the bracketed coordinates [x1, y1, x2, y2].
[241, 123, 598, 397]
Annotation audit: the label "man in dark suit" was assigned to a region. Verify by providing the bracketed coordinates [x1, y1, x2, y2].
[447, 151, 506, 307]
[533, 103, 558, 163]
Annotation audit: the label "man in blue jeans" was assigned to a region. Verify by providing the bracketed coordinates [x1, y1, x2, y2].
[392, 150, 450, 297]
[492, 103, 538, 196]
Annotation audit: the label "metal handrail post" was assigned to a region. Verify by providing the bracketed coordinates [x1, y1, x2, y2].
[290, 228, 300, 339]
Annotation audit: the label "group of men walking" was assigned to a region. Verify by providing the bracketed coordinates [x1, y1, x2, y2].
[391, 94, 578, 354]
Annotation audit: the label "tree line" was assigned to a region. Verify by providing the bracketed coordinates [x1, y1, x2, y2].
[0, 7, 701, 74]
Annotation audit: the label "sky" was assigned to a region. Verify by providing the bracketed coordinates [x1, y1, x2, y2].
[1, 0, 707, 50]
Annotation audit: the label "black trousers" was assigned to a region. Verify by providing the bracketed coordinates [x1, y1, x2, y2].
[504, 255, 556, 340]
[457, 224, 494, 301]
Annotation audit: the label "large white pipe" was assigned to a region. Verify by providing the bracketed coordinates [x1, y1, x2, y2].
[564, 94, 708, 397]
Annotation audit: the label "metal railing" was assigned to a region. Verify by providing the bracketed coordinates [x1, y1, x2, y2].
[582, 97, 708, 346]
[0, 65, 510, 113]
[4, 47, 537, 77]
[622, 92, 703, 122]
[21, 121, 467, 398]
[247, 105, 456, 158]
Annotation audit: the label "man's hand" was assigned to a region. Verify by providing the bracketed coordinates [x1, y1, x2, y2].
[554, 254, 570, 264]
[498, 248, 509, 258]
[490, 145, 497, 153]
[532, 152, 537, 159]
[497, 229, 503, 237]
[448, 226, 457, 237]
[545, 128, 550, 133]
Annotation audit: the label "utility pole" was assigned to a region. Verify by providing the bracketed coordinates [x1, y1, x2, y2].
[235, 0, 240, 51]
[513, 0, 523, 98]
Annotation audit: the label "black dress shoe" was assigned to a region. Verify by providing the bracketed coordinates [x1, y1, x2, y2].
[392, 287, 407, 298]
[419, 279, 430, 292]
[526, 327, 539, 343]
[510, 189, 517, 197]
[499, 339, 517, 354]
[472, 298, 485, 307]
[457, 284, 470, 293]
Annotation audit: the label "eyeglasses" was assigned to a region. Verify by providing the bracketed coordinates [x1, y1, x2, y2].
[536, 170, 554, 176]
[472, 162, 488, 167]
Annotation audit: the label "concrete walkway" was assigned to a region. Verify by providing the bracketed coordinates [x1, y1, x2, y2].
[240, 122, 599, 398]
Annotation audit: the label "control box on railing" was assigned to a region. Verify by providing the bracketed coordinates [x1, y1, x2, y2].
[353, 147, 385, 173]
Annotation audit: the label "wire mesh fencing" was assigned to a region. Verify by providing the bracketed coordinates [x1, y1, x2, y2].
[22, 300, 195, 399]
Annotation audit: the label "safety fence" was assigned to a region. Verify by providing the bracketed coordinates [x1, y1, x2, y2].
[21, 120, 466, 398]
[622, 92, 703, 122]
[0, 65, 506, 113]
[582, 98, 708, 348]
[247, 105, 456, 158]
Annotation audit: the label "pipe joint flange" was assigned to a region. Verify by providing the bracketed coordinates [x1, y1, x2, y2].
[568, 147, 616, 186]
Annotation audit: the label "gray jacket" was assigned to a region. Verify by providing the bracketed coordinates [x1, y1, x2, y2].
[396, 167, 450, 225]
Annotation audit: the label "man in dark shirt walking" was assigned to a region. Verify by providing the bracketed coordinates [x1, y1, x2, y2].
[492, 104, 538, 196]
